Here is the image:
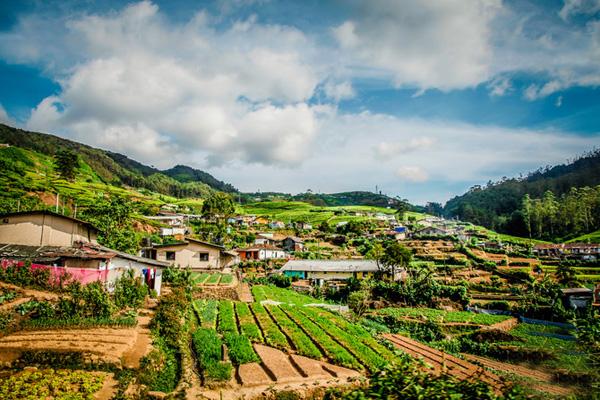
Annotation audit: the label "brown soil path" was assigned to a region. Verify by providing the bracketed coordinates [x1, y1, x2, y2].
[122, 311, 153, 368]
[237, 282, 254, 303]
[0, 282, 60, 301]
[484, 317, 519, 332]
[463, 354, 574, 396]
[383, 334, 502, 386]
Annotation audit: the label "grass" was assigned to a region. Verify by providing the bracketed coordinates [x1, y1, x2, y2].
[501, 323, 590, 373]
[251, 285, 332, 305]
[566, 229, 600, 244]
[376, 307, 511, 326]
[240, 201, 397, 225]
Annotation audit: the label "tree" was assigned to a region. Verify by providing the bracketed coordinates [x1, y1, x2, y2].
[54, 149, 79, 181]
[347, 290, 370, 317]
[555, 264, 577, 286]
[378, 242, 412, 280]
[201, 192, 235, 221]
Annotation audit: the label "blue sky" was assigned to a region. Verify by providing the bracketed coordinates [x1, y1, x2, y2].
[0, 0, 599, 204]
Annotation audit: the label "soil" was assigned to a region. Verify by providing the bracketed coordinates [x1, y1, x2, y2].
[383, 333, 502, 387]
[484, 317, 519, 332]
[93, 372, 117, 400]
[122, 311, 154, 368]
[237, 282, 254, 303]
[463, 354, 575, 396]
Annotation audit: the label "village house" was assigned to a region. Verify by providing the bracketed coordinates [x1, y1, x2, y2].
[280, 259, 403, 286]
[533, 243, 600, 260]
[143, 237, 238, 270]
[254, 233, 278, 246]
[269, 221, 286, 229]
[0, 210, 166, 294]
[236, 244, 289, 261]
[414, 226, 451, 237]
[295, 222, 313, 230]
[282, 236, 304, 252]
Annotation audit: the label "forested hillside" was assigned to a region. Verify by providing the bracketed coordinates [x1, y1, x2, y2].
[444, 149, 600, 241]
[0, 124, 236, 197]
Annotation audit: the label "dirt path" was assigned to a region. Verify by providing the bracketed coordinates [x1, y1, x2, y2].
[122, 304, 156, 368]
[93, 372, 117, 400]
[0, 282, 60, 301]
[237, 283, 254, 303]
[463, 354, 574, 396]
[383, 334, 502, 386]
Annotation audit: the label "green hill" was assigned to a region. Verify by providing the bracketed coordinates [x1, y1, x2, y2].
[0, 124, 237, 197]
[444, 149, 600, 240]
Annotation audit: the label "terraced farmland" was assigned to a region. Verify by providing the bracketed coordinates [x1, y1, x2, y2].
[191, 299, 399, 378]
[192, 272, 236, 286]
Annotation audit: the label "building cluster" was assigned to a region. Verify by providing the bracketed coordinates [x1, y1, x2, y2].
[533, 243, 600, 261]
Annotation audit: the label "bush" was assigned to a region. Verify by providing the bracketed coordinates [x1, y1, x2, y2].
[139, 337, 179, 393]
[113, 269, 147, 309]
[151, 287, 189, 348]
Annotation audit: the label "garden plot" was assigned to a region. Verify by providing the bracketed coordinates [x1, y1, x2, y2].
[0, 327, 138, 365]
[383, 333, 502, 387]
[192, 273, 236, 286]
[375, 307, 511, 326]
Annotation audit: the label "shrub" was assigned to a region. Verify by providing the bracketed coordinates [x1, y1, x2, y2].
[113, 269, 147, 309]
[192, 328, 232, 382]
[139, 337, 179, 393]
[151, 287, 189, 348]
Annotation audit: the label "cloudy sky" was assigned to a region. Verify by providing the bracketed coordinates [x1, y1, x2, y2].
[0, 0, 599, 204]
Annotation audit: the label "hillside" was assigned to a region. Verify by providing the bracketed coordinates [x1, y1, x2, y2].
[0, 124, 237, 197]
[444, 149, 600, 239]
[243, 190, 410, 209]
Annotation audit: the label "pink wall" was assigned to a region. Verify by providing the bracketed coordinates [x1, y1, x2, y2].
[1, 259, 108, 285]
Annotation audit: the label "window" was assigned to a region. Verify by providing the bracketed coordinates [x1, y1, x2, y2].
[166, 251, 176, 261]
[198, 252, 209, 261]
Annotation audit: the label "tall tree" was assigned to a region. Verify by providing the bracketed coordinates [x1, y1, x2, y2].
[54, 149, 79, 181]
[378, 242, 412, 280]
[201, 192, 235, 221]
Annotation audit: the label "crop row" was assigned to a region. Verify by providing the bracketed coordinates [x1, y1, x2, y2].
[251, 285, 331, 305]
[217, 301, 238, 334]
[304, 306, 397, 363]
[193, 300, 218, 329]
[280, 305, 360, 370]
[297, 306, 387, 372]
[265, 305, 322, 359]
[249, 302, 289, 349]
[223, 332, 260, 365]
[234, 302, 263, 343]
[193, 273, 235, 286]
[376, 307, 510, 326]
[192, 328, 232, 382]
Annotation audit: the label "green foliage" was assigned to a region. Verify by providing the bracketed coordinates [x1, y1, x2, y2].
[266, 305, 322, 359]
[223, 332, 260, 365]
[250, 302, 289, 349]
[193, 299, 219, 329]
[235, 302, 263, 342]
[217, 301, 238, 334]
[54, 149, 79, 181]
[139, 336, 179, 393]
[0, 368, 104, 400]
[375, 307, 511, 325]
[192, 327, 232, 382]
[80, 195, 140, 253]
[113, 269, 147, 309]
[379, 241, 412, 278]
[163, 266, 193, 287]
[0, 261, 57, 290]
[328, 359, 520, 400]
[151, 287, 189, 348]
[202, 191, 235, 220]
[347, 290, 370, 317]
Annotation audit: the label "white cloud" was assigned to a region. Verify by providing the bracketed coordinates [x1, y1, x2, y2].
[7, 1, 325, 166]
[488, 77, 512, 97]
[323, 80, 355, 101]
[0, 104, 14, 126]
[374, 137, 435, 159]
[559, 0, 600, 20]
[396, 166, 429, 182]
[333, 0, 502, 91]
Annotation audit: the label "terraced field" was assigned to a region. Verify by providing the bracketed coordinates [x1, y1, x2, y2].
[192, 273, 236, 286]
[192, 298, 399, 379]
[375, 307, 512, 326]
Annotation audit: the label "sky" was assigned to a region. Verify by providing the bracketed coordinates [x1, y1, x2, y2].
[0, 0, 599, 204]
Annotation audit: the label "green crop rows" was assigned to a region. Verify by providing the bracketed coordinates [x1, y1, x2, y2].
[281, 305, 360, 370]
[235, 302, 263, 343]
[376, 307, 511, 326]
[250, 302, 289, 349]
[193, 300, 218, 329]
[265, 305, 322, 359]
[223, 332, 260, 365]
[217, 301, 238, 334]
[192, 327, 232, 382]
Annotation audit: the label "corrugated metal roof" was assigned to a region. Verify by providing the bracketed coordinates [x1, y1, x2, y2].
[280, 259, 379, 272]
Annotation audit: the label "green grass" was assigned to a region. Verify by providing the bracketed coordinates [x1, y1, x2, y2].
[192, 327, 232, 382]
[502, 323, 590, 373]
[240, 201, 397, 225]
[375, 307, 511, 326]
[566, 229, 600, 244]
[223, 332, 260, 365]
[251, 285, 332, 305]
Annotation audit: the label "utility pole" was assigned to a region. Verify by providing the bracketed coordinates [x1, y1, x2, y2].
[55, 193, 59, 213]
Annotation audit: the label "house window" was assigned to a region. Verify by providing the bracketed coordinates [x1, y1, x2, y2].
[166, 251, 176, 261]
[198, 252, 209, 261]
